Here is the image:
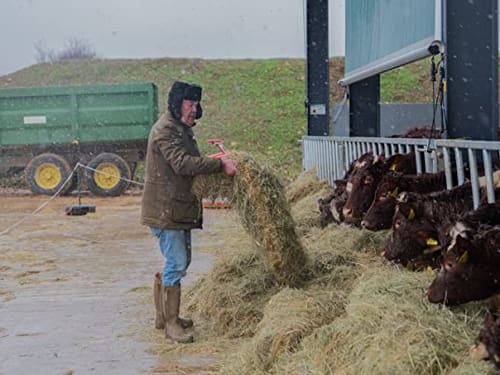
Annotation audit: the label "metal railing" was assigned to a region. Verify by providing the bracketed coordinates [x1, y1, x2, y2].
[302, 136, 500, 208]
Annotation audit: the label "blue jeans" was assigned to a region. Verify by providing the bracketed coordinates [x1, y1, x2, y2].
[150, 228, 192, 286]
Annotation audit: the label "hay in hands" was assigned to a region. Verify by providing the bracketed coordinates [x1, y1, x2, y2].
[232, 152, 308, 287]
[193, 152, 308, 287]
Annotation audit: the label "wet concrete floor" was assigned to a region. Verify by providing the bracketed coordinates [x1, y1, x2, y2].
[0, 195, 226, 374]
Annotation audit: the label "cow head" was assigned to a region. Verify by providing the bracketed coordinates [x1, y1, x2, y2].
[427, 230, 500, 305]
[383, 217, 441, 269]
[384, 152, 417, 175]
[362, 174, 402, 231]
[317, 180, 347, 227]
[343, 153, 386, 225]
[383, 199, 442, 270]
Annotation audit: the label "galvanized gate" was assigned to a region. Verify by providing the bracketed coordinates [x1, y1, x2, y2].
[302, 136, 500, 208]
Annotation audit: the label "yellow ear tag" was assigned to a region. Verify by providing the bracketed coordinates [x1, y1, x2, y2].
[494, 354, 500, 363]
[426, 238, 439, 246]
[388, 187, 399, 198]
[426, 266, 435, 275]
[408, 208, 415, 220]
[389, 164, 397, 171]
[458, 251, 469, 264]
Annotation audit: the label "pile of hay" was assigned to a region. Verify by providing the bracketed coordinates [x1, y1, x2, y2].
[276, 266, 490, 374]
[220, 288, 346, 374]
[193, 152, 308, 287]
[285, 167, 330, 204]
[185, 246, 278, 339]
[286, 168, 333, 235]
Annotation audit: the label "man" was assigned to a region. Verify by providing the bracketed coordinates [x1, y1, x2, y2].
[141, 81, 236, 343]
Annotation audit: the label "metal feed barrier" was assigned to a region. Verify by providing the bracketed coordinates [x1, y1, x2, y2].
[302, 136, 500, 209]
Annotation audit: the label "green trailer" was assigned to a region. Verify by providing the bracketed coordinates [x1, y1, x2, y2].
[0, 82, 158, 196]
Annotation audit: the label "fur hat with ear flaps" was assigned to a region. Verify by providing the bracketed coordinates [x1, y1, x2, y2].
[168, 81, 203, 120]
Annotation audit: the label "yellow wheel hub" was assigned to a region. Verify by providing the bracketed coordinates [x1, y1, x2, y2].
[94, 163, 120, 189]
[35, 163, 62, 190]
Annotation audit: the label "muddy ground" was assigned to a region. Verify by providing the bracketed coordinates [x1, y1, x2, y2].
[0, 191, 237, 374]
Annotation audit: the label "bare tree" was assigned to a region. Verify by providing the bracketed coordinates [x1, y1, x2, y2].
[57, 38, 97, 60]
[33, 38, 98, 63]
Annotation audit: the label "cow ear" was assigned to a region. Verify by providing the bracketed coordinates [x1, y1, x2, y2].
[398, 202, 416, 220]
[387, 186, 400, 198]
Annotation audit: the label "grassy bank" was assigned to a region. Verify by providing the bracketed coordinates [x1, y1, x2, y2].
[0, 57, 434, 180]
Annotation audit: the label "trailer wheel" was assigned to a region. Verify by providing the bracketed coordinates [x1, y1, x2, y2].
[25, 153, 73, 195]
[85, 153, 131, 196]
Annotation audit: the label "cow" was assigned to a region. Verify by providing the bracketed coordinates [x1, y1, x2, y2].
[470, 295, 500, 369]
[317, 179, 346, 227]
[361, 171, 447, 231]
[390, 126, 442, 139]
[342, 152, 417, 226]
[317, 152, 377, 227]
[427, 226, 500, 305]
[383, 183, 477, 270]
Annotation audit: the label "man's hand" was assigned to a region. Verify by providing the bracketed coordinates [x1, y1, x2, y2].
[222, 159, 237, 176]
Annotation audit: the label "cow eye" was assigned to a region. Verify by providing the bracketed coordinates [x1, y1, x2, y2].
[445, 262, 454, 271]
[364, 176, 374, 185]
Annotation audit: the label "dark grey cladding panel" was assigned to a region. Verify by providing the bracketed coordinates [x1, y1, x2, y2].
[331, 102, 444, 137]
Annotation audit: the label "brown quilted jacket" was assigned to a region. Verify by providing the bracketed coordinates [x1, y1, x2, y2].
[140, 112, 222, 229]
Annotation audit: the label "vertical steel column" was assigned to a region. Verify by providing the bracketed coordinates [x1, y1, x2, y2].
[306, 0, 330, 136]
[444, 0, 498, 141]
[348, 75, 380, 137]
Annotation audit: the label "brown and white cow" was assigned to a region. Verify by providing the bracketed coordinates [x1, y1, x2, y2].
[342, 152, 417, 226]
[317, 179, 346, 227]
[361, 171, 447, 231]
[383, 183, 477, 270]
[427, 227, 500, 305]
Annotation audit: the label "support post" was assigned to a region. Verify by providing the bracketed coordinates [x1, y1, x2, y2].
[349, 75, 380, 137]
[306, 0, 330, 136]
[444, 0, 498, 141]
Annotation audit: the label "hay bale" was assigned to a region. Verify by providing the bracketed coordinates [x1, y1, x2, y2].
[285, 167, 330, 204]
[193, 152, 308, 287]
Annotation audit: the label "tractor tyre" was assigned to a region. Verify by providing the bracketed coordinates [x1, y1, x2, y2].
[85, 153, 131, 196]
[25, 153, 74, 196]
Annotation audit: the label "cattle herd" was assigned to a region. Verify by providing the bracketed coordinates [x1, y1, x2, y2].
[317, 150, 500, 368]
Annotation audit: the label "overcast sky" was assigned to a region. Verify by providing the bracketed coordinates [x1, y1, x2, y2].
[0, 0, 346, 76]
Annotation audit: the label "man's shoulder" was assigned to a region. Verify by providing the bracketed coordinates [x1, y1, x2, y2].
[152, 113, 184, 138]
